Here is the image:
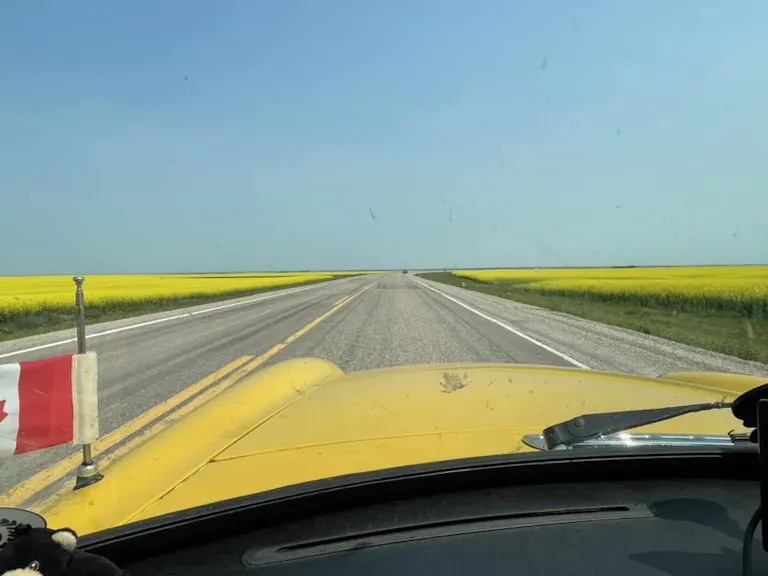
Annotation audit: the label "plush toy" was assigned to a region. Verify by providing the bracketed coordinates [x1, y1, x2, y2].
[0, 524, 128, 576]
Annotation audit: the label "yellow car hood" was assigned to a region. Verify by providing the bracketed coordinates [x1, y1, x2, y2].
[43, 358, 764, 534]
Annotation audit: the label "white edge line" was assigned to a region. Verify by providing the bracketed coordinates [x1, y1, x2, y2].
[412, 277, 590, 369]
[0, 279, 354, 360]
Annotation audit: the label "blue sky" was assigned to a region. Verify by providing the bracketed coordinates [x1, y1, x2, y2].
[1, 0, 766, 274]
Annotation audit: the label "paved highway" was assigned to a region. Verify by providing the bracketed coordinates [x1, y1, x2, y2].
[1, 273, 766, 505]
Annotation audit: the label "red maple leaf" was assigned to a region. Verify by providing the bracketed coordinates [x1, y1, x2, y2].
[0, 399, 6, 424]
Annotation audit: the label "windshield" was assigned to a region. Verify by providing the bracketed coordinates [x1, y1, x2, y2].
[1, 1, 766, 534]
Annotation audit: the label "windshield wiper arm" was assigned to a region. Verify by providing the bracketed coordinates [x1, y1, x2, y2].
[541, 401, 733, 449]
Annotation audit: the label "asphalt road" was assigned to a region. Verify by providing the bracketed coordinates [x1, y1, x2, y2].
[2, 273, 767, 503]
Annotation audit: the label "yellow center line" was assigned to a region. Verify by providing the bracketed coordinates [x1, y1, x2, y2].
[98, 287, 364, 487]
[5, 283, 370, 510]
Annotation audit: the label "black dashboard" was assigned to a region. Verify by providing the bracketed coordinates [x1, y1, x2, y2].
[82, 448, 765, 576]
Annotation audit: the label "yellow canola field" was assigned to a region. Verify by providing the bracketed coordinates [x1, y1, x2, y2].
[453, 266, 768, 316]
[0, 273, 333, 318]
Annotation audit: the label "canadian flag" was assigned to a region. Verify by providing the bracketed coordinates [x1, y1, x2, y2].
[0, 353, 99, 456]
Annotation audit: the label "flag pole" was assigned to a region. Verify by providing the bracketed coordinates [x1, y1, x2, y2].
[73, 276, 103, 489]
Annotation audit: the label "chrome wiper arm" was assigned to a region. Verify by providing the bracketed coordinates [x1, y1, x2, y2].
[541, 401, 733, 449]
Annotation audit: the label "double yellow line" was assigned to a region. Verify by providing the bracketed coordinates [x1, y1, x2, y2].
[2, 286, 367, 509]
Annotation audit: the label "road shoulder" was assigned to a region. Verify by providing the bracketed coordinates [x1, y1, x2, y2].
[415, 275, 768, 377]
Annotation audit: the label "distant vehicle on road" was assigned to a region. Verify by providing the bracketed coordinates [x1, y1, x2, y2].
[402, 269, 408, 273]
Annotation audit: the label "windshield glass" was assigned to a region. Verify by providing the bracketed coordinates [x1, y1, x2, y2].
[1, 0, 766, 534]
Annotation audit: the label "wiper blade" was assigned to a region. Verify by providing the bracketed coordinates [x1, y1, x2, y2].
[541, 401, 733, 449]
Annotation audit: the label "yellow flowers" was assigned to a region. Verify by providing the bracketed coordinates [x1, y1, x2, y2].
[0, 273, 334, 319]
[453, 266, 768, 317]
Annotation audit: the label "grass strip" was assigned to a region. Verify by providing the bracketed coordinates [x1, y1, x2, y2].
[420, 272, 768, 365]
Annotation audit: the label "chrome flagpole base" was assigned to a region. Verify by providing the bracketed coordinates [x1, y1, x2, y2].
[74, 461, 103, 490]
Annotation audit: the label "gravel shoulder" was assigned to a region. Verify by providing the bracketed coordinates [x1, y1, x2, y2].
[416, 275, 768, 377]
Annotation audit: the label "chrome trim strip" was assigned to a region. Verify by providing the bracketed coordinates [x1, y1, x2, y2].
[522, 432, 743, 451]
